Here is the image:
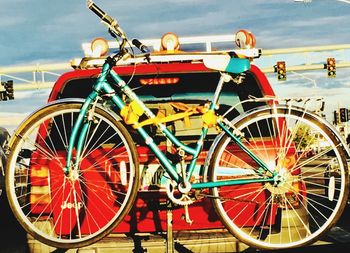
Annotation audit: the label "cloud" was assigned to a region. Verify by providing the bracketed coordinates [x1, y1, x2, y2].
[1, 0, 350, 123]
[0, 16, 26, 28]
[1, 0, 350, 65]
[289, 15, 348, 27]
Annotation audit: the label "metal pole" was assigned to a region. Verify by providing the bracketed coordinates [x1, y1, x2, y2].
[166, 203, 174, 253]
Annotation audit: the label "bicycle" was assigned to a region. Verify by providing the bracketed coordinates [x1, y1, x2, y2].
[5, 0, 349, 250]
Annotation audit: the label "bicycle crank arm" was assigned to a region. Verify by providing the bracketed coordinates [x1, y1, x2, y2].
[182, 205, 193, 225]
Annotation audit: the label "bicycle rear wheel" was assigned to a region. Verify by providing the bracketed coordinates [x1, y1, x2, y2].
[209, 106, 348, 250]
[6, 102, 139, 249]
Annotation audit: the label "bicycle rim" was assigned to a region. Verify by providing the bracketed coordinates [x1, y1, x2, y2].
[209, 107, 348, 250]
[6, 103, 139, 248]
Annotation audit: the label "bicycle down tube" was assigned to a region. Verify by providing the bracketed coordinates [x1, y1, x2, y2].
[65, 60, 274, 188]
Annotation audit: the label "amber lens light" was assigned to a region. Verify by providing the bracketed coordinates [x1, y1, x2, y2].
[161, 33, 180, 51]
[91, 37, 109, 57]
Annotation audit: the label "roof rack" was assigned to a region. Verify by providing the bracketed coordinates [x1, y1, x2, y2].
[82, 34, 238, 56]
[73, 34, 261, 69]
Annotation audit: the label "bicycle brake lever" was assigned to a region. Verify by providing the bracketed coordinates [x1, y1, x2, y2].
[129, 52, 151, 63]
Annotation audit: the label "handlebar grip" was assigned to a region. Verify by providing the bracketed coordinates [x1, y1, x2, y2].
[132, 39, 149, 53]
[87, 0, 114, 26]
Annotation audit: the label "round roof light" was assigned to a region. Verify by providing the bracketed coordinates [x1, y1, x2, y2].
[161, 32, 180, 52]
[235, 29, 256, 49]
[91, 37, 109, 57]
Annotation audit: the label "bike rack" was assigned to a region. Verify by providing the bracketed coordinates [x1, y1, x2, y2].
[166, 205, 175, 253]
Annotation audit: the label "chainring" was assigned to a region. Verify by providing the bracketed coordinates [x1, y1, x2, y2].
[165, 180, 194, 206]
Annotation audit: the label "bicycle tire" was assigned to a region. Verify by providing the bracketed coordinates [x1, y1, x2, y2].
[6, 102, 140, 249]
[209, 106, 349, 250]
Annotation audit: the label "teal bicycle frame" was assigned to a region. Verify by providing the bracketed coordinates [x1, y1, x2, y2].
[65, 58, 275, 189]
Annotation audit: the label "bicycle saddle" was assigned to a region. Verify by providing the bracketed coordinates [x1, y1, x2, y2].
[203, 54, 250, 74]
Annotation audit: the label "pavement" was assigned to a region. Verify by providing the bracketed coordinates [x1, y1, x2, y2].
[0, 191, 28, 253]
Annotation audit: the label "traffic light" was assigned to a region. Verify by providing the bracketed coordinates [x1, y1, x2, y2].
[0, 80, 14, 101]
[4, 80, 14, 100]
[275, 61, 286, 81]
[0, 91, 6, 101]
[339, 108, 348, 122]
[333, 110, 338, 125]
[326, 58, 336, 77]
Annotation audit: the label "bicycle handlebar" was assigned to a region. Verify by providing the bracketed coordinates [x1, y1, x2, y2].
[132, 39, 149, 53]
[87, 1, 151, 62]
[87, 0, 125, 38]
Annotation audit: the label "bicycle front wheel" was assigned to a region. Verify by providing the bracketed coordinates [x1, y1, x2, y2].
[209, 106, 349, 250]
[6, 102, 139, 249]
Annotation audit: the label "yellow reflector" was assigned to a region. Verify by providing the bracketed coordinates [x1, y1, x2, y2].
[328, 176, 335, 201]
[120, 161, 127, 186]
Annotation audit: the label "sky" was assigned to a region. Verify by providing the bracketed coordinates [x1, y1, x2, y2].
[1, 0, 350, 131]
[1, 0, 350, 65]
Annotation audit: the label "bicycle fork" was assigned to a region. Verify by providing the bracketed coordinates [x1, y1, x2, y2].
[64, 95, 97, 176]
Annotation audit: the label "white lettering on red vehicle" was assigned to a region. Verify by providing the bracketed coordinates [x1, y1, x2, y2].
[61, 201, 83, 210]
